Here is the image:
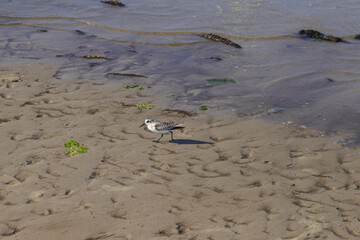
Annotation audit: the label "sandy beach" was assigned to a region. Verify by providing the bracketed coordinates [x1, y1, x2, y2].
[1, 61, 360, 240]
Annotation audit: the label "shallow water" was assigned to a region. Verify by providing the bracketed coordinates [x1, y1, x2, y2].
[1, 0, 360, 136]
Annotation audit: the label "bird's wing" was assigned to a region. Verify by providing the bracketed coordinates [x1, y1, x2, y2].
[155, 121, 184, 131]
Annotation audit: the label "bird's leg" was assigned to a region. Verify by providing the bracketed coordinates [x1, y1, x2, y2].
[154, 134, 163, 143]
[170, 131, 174, 141]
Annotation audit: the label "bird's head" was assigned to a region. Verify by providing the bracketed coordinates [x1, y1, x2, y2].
[139, 119, 155, 127]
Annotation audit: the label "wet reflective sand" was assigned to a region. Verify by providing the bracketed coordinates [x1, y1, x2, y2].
[1, 0, 360, 136]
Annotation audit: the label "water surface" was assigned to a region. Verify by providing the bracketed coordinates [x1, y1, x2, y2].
[1, 0, 360, 136]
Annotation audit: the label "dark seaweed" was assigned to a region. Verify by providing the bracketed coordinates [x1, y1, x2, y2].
[56, 54, 109, 60]
[56, 53, 75, 58]
[325, 78, 335, 82]
[101, 0, 125, 7]
[199, 33, 241, 49]
[206, 78, 235, 83]
[81, 55, 109, 60]
[74, 30, 86, 35]
[299, 29, 348, 43]
[106, 73, 147, 78]
[209, 56, 222, 61]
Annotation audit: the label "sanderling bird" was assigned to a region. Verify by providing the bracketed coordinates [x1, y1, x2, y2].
[139, 119, 185, 142]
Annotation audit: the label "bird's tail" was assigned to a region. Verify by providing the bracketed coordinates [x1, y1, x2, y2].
[172, 123, 185, 129]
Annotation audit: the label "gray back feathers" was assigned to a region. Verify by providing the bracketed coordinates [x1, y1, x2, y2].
[155, 121, 185, 131]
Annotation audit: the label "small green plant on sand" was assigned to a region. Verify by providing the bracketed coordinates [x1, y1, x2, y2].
[206, 78, 235, 83]
[124, 84, 144, 90]
[64, 140, 88, 156]
[200, 105, 208, 110]
[137, 104, 154, 110]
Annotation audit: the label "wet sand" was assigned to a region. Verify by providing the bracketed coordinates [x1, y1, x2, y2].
[1, 61, 360, 239]
[2, 0, 360, 136]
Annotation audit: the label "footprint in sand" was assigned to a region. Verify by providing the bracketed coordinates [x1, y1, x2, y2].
[0, 72, 23, 89]
[0, 223, 21, 237]
[0, 93, 11, 99]
[26, 190, 45, 203]
[31, 208, 57, 216]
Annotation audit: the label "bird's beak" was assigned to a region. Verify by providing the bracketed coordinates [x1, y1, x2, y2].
[139, 123, 145, 128]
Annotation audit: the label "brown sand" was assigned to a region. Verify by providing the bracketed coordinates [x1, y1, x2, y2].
[1, 62, 360, 240]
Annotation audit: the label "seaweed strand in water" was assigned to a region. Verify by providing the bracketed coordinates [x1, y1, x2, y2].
[106, 73, 147, 78]
[298, 29, 348, 43]
[199, 33, 241, 49]
[74, 30, 86, 35]
[56, 54, 109, 59]
[81, 55, 109, 59]
[101, 0, 125, 7]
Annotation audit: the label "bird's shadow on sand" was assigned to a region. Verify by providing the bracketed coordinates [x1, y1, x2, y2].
[169, 139, 214, 145]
